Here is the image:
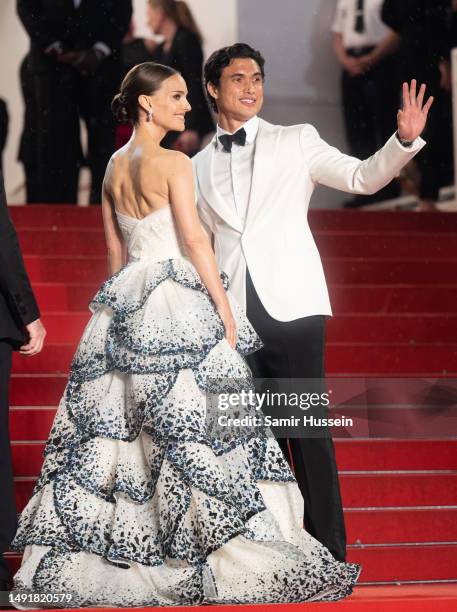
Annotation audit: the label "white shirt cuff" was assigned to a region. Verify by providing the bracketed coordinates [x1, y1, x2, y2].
[45, 41, 63, 54]
[93, 42, 111, 58]
[394, 133, 426, 152]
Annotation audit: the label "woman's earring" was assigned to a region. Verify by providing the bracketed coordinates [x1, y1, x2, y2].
[147, 108, 153, 122]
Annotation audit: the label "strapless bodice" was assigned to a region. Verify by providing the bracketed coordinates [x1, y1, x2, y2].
[115, 205, 188, 263]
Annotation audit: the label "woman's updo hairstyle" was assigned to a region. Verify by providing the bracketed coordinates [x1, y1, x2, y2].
[111, 62, 179, 124]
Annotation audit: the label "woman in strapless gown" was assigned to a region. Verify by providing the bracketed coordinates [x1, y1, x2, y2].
[10, 62, 361, 608]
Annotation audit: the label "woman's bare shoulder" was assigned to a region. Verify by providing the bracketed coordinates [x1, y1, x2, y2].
[161, 149, 192, 173]
[104, 147, 129, 188]
[139, 149, 192, 181]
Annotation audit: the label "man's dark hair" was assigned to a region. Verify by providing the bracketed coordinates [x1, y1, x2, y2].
[204, 43, 266, 112]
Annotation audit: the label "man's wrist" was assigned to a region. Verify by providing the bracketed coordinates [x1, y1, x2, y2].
[396, 131, 414, 148]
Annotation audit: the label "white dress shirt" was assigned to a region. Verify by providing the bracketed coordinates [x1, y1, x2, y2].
[332, 0, 390, 49]
[213, 115, 259, 227]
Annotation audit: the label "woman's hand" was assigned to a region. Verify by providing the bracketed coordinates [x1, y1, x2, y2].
[397, 79, 434, 142]
[217, 304, 237, 349]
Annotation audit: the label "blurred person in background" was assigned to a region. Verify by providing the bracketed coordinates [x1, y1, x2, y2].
[17, 55, 40, 204]
[382, 0, 454, 211]
[121, 0, 214, 155]
[17, 52, 85, 204]
[332, 0, 402, 208]
[16, 54, 84, 204]
[0, 99, 8, 175]
[440, 0, 457, 92]
[0, 169, 46, 592]
[453, 0, 457, 41]
[17, 0, 132, 205]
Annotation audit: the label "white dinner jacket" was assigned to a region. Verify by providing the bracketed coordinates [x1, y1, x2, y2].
[192, 119, 425, 322]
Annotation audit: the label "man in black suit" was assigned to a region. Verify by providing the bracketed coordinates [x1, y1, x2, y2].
[0, 99, 8, 176]
[381, 0, 453, 210]
[0, 170, 46, 591]
[17, 0, 132, 204]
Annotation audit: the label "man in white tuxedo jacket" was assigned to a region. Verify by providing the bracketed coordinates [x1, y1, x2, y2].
[192, 43, 431, 562]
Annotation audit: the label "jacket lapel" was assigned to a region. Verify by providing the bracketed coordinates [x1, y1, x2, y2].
[244, 119, 279, 229]
[196, 135, 244, 233]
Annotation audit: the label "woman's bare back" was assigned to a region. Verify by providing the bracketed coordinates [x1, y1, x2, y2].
[104, 141, 181, 220]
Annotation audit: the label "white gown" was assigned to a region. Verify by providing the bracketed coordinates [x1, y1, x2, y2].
[11, 205, 361, 607]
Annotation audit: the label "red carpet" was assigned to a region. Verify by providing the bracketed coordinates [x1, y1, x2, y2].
[6, 205, 457, 609]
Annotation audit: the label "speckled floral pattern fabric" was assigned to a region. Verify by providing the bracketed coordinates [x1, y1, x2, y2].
[11, 206, 361, 607]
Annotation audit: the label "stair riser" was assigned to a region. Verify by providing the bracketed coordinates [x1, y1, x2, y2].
[316, 235, 457, 259]
[10, 377, 66, 406]
[326, 346, 457, 374]
[327, 316, 457, 343]
[335, 440, 457, 471]
[34, 287, 97, 313]
[34, 287, 457, 318]
[346, 508, 457, 545]
[13, 474, 457, 511]
[10, 439, 457, 472]
[310, 211, 457, 233]
[17, 230, 457, 259]
[324, 261, 457, 285]
[18, 231, 106, 256]
[332, 287, 457, 315]
[13, 347, 74, 374]
[11, 206, 457, 232]
[11, 344, 457, 375]
[340, 474, 457, 508]
[22, 257, 457, 284]
[33, 312, 457, 345]
[347, 545, 457, 582]
[10, 206, 102, 228]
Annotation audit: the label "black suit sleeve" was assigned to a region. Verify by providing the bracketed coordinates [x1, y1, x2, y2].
[16, 0, 56, 51]
[96, 0, 133, 54]
[174, 31, 214, 137]
[0, 170, 40, 327]
[0, 100, 8, 159]
[382, 0, 451, 62]
[452, 10, 457, 56]
[381, 0, 403, 33]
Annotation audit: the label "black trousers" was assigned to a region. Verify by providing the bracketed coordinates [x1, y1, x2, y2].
[0, 341, 16, 583]
[245, 268, 347, 562]
[27, 59, 119, 205]
[342, 50, 400, 203]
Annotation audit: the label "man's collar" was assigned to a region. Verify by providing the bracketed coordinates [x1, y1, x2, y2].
[215, 115, 259, 149]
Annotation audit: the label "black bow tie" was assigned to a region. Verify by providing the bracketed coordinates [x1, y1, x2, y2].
[355, 0, 365, 33]
[218, 128, 247, 152]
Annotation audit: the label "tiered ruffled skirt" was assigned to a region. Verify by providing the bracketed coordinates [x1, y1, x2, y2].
[11, 257, 361, 607]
